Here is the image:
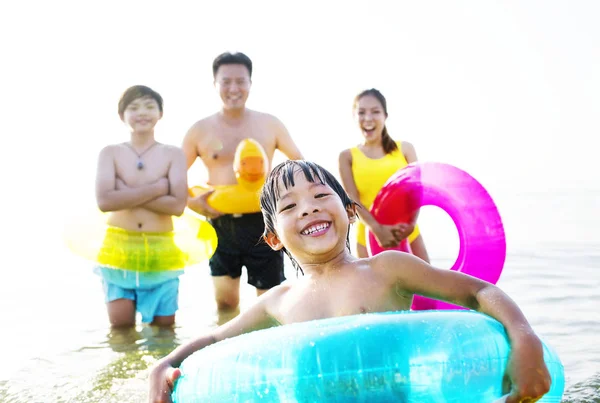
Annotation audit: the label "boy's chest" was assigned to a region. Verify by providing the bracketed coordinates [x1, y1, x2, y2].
[275, 277, 409, 324]
[114, 149, 171, 185]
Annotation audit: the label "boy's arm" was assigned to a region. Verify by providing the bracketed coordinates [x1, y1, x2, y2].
[139, 148, 188, 216]
[148, 292, 279, 403]
[95, 146, 168, 212]
[273, 117, 303, 160]
[378, 252, 551, 402]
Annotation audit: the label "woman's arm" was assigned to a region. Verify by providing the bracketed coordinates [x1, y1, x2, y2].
[402, 141, 418, 164]
[400, 141, 421, 229]
[338, 149, 402, 248]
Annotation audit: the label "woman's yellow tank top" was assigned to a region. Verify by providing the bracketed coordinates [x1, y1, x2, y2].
[350, 141, 408, 208]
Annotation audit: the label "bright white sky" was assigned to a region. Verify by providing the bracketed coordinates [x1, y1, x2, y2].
[1, 0, 598, 244]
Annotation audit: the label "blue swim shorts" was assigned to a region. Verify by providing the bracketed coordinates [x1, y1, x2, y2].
[102, 277, 180, 323]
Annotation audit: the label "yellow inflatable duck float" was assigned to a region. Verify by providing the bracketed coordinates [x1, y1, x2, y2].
[189, 138, 268, 215]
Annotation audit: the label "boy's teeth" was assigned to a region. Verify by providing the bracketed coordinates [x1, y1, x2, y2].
[302, 223, 329, 235]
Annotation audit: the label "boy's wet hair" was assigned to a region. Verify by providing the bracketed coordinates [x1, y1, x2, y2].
[118, 85, 163, 118]
[353, 88, 398, 155]
[260, 160, 357, 275]
[213, 52, 253, 79]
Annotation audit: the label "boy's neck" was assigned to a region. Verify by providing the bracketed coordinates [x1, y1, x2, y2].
[129, 130, 156, 147]
[300, 249, 357, 276]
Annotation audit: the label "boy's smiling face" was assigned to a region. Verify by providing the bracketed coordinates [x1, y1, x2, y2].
[121, 96, 162, 133]
[266, 170, 355, 263]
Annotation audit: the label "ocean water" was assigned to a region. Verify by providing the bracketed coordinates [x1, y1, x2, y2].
[0, 188, 598, 403]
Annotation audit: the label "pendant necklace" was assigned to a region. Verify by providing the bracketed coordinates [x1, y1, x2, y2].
[124, 141, 159, 170]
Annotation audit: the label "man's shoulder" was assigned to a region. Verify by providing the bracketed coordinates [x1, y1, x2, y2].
[247, 108, 283, 125]
[188, 113, 220, 132]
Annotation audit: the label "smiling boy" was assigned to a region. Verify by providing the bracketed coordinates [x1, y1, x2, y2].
[149, 160, 551, 403]
[95, 85, 188, 328]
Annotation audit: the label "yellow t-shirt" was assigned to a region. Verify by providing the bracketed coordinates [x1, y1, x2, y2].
[349, 141, 419, 246]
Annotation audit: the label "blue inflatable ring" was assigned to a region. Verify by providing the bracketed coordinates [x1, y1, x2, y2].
[172, 310, 564, 402]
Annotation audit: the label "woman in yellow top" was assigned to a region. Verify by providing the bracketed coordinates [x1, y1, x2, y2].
[339, 88, 430, 262]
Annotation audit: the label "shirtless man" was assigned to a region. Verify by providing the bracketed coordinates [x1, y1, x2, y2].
[183, 52, 303, 311]
[95, 85, 188, 327]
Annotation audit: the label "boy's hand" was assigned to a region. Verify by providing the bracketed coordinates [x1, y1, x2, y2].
[187, 190, 223, 219]
[148, 362, 181, 403]
[503, 337, 551, 403]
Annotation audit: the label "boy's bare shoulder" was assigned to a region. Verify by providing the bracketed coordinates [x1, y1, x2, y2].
[158, 143, 182, 152]
[266, 281, 293, 298]
[377, 250, 418, 263]
[98, 143, 122, 157]
[157, 143, 185, 159]
[367, 251, 417, 275]
[261, 281, 293, 310]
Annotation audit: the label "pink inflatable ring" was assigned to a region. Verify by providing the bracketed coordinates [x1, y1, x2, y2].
[367, 162, 506, 311]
